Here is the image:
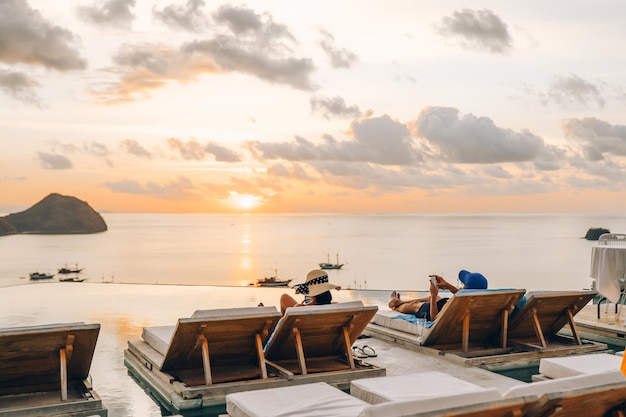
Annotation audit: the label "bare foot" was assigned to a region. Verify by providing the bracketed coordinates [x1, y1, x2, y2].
[391, 290, 399, 299]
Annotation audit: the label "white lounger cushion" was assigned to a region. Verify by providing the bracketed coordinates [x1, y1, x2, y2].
[191, 306, 279, 318]
[503, 370, 626, 398]
[226, 373, 502, 417]
[284, 301, 364, 314]
[358, 388, 502, 417]
[351, 371, 485, 404]
[538, 353, 623, 379]
[226, 382, 368, 417]
[142, 325, 174, 356]
[143, 306, 280, 355]
[371, 310, 420, 335]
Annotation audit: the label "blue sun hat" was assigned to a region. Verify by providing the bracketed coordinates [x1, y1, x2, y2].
[458, 270, 488, 289]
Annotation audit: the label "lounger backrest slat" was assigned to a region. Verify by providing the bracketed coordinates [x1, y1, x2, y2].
[0, 322, 100, 396]
[264, 303, 377, 362]
[507, 290, 595, 342]
[422, 289, 526, 349]
[161, 308, 281, 373]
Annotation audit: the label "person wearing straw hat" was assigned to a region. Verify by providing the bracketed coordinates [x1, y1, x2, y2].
[280, 269, 341, 315]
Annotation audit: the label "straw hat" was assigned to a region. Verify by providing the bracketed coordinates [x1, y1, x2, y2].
[292, 269, 341, 296]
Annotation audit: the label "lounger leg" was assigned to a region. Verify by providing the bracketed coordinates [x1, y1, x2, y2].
[293, 328, 307, 375]
[60, 348, 67, 401]
[59, 334, 74, 401]
[342, 326, 355, 370]
[255, 333, 268, 379]
[198, 334, 213, 385]
[462, 312, 470, 352]
[500, 309, 509, 349]
[565, 308, 582, 345]
[530, 308, 547, 349]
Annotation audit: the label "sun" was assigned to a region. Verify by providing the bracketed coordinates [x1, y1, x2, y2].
[224, 192, 263, 211]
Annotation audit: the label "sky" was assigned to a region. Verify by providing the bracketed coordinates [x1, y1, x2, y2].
[1, 0, 626, 214]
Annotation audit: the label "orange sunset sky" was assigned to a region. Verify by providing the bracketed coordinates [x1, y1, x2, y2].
[1, 1, 626, 214]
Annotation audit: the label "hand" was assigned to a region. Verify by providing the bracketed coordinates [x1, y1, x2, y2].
[429, 274, 443, 286]
[429, 280, 439, 297]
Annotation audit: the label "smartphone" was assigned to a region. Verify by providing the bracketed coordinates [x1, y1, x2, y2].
[304, 296, 312, 304]
[429, 275, 437, 286]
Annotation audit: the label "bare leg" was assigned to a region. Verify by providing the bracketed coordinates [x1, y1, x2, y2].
[280, 293, 298, 315]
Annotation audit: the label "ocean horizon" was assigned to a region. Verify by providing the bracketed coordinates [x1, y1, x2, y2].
[1, 212, 624, 292]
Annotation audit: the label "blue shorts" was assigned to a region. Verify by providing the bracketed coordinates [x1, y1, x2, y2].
[415, 298, 448, 321]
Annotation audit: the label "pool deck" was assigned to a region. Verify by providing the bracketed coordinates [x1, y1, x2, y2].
[570, 303, 626, 349]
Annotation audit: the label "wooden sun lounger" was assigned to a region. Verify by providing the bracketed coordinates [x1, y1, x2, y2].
[125, 305, 384, 413]
[127, 307, 281, 380]
[507, 290, 607, 354]
[0, 322, 107, 417]
[524, 381, 626, 417]
[420, 289, 527, 356]
[263, 302, 380, 377]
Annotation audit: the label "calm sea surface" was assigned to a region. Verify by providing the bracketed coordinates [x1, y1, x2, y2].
[2, 213, 625, 290]
[1, 213, 625, 416]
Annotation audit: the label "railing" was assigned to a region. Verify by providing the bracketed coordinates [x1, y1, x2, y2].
[598, 233, 626, 246]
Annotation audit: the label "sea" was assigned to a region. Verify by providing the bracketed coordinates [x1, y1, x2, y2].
[1, 212, 625, 416]
[3, 212, 625, 291]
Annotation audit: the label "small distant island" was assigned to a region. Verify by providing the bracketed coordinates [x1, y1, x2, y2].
[0, 193, 107, 236]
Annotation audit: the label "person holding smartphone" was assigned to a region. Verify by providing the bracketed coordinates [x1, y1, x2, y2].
[388, 270, 488, 321]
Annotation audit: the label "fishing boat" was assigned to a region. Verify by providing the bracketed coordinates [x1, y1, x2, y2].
[58, 263, 84, 274]
[255, 267, 293, 287]
[255, 276, 293, 287]
[319, 252, 344, 269]
[59, 276, 87, 282]
[29, 272, 54, 280]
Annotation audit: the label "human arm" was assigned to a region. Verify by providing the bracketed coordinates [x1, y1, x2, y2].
[429, 281, 440, 321]
[431, 274, 459, 294]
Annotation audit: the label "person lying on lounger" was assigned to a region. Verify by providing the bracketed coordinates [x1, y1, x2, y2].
[388, 270, 488, 321]
[279, 269, 341, 315]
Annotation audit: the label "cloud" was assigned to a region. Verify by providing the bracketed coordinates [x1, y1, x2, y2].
[78, 0, 136, 29]
[50, 140, 112, 158]
[310, 95, 361, 120]
[84, 141, 112, 158]
[267, 162, 312, 181]
[0, 69, 41, 106]
[167, 138, 241, 162]
[248, 114, 420, 166]
[318, 29, 358, 69]
[120, 139, 152, 159]
[562, 117, 626, 161]
[152, 0, 208, 32]
[541, 74, 605, 109]
[212, 4, 294, 42]
[92, 43, 216, 103]
[36, 152, 73, 169]
[97, 5, 316, 102]
[413, 106, 552, 164]
[436, 9, 512, 54]
[482, 165, 513, 179]
[103, 176, 195, 199]
[0, 0, 86, 70]
[183, 36, 315, 91]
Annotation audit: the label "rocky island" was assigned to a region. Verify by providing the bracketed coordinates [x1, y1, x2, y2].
[0, 193, 107, 236]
